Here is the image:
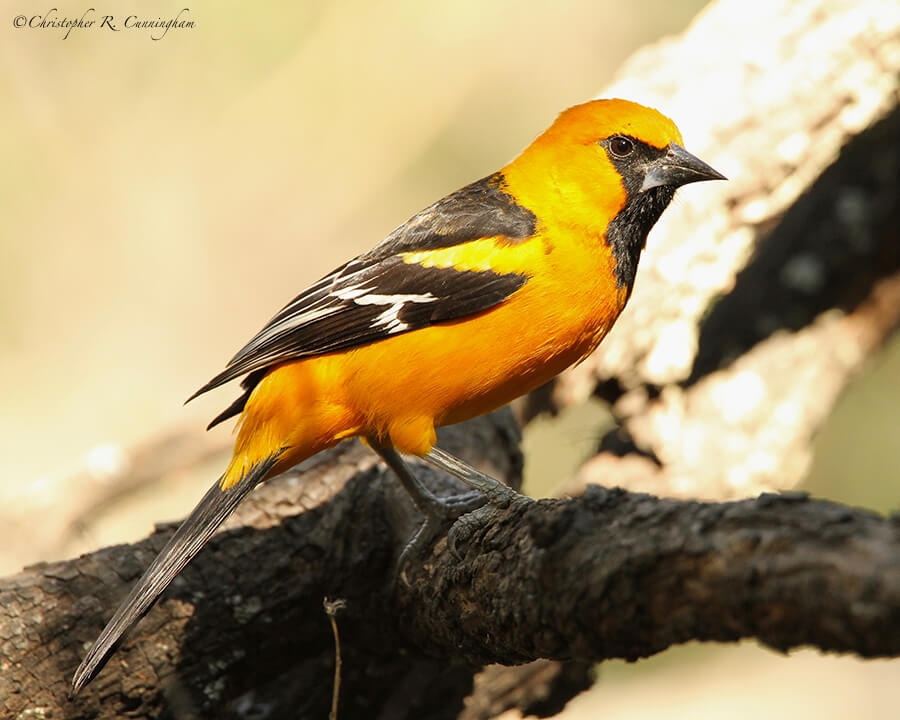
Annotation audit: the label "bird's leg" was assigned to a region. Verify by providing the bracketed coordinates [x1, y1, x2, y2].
[369, 438, 528, 575]
[423, 444, 527, 558]
[422, 445, 519, 505]
[367, 437, 486, 518]
[367, 437, 485, 575]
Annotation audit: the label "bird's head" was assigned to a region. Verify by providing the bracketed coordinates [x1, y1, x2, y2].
[503, 98, 725, 236]
[502, 98, 724, 293]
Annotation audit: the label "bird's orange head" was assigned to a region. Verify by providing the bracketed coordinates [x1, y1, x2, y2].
[502, 98, 724, 292]
[538, 98, 685, 150]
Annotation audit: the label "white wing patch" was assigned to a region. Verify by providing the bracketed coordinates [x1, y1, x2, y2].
[353, 292, 437, 305]
[244, 304, 335, 349]
[334, 284, 373, 300]
[360, 292, 438, 332]
[236, 288, 437, 359]
[372, 306, 406, 332]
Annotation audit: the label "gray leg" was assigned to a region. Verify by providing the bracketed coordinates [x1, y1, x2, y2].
[423, 445, 527, 558]
[369, 437, 528, 573]
[367, 437, 485, 518]
[423, 445, 519, 505]
[367, 437, 485, 575]
[368, 436, 441, 516]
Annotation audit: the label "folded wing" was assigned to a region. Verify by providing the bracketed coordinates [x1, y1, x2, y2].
[189, 172, 537, 418]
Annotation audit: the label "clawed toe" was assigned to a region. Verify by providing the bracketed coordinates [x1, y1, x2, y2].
[396, 491, 488, 581]
[446, 490, 526, 559]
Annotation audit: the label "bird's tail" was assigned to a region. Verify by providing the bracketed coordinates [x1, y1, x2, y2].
[71, 451, 283, 695]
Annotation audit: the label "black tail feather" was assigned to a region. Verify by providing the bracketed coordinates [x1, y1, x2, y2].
[71, 452, 283, 695]
[206, 392, 250, 430]
[192, 368, 268, 430]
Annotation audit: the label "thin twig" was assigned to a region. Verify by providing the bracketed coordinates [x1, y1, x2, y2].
[323, 597, 348, 720]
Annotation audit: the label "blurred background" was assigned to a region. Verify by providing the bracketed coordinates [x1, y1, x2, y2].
[2, 0, 897, 716]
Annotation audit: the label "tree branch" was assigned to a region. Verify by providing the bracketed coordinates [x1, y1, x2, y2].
[1, 412, 897, 719]
[399, 489, 899, 664]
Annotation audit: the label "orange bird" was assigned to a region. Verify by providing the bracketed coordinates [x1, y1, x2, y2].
[72, 98, 724, 692]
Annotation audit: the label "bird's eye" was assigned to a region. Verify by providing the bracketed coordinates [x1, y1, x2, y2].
[609, 135, 634, 158]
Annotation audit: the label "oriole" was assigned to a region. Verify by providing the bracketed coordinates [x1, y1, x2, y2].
[72, 98, 724, 692]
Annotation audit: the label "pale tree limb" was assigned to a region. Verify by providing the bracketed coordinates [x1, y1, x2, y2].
[546, 0, 900, 398]
[527, 0, 900, 500]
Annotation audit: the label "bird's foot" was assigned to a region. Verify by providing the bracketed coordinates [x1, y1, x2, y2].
[367, 436, 525, 584]
[396, 489, 486, 583]
[446, 482, 525, 559]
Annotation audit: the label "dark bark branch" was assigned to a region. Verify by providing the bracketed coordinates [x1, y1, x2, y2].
[399, 489, 899, 664]
[1, 415, 523, 720]
[2, 412, 897, 719]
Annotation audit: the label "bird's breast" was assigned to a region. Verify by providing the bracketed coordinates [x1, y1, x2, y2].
[360, 231, 629, 427]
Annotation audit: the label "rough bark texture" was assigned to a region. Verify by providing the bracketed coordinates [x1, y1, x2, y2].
[3, 0, 899, 718]
[400, 489, 899, 664]
[1, 416, 526, 720]
[2, 412, 898, 720]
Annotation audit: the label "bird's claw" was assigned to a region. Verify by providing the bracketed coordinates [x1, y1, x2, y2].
[447, 484, 522, 559]
[396, 490, 488, 583]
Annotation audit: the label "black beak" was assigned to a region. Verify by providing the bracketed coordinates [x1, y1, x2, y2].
[641, 143, 726, 192]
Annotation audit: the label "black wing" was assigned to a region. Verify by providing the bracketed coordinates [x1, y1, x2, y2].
[190, 172, 536, 419]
